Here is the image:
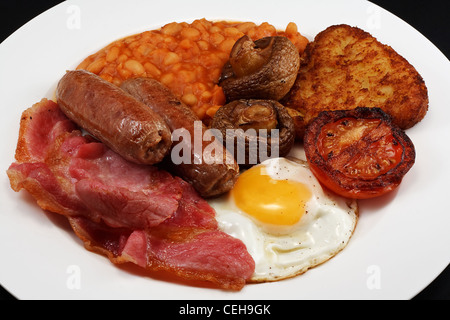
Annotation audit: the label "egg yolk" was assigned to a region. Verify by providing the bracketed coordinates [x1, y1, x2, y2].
[232, 165, 312, 226]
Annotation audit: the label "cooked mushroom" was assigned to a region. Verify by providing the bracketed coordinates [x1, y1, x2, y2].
[285, 107, 306, 140]
[219, 35, 300, 102]
[211, 99, 295, 166]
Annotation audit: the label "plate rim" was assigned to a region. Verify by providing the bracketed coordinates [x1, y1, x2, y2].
[1, 0, 449, 300]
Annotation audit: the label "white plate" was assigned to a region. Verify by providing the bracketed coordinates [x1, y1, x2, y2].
[1, 0, 449, 300]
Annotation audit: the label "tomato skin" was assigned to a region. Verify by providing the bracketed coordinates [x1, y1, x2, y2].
[304, 107, 416, 199]
[308, 160, 399, 199]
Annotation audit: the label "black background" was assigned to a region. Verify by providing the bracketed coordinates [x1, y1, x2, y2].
[0, 0, 448, 300]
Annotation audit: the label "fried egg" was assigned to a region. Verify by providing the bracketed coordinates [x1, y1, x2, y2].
[208, 156, 358, 282]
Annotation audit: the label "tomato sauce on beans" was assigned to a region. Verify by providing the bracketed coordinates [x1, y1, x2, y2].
[77, 19, 309, 123]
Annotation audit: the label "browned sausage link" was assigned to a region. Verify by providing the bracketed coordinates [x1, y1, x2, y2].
[56, 70, 172, 165]
[121, 78, 240, 198]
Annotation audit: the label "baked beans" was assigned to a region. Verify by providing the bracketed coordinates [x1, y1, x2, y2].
[77, 19, 309, 122]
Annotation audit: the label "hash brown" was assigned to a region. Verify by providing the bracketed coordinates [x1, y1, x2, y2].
[282, 24, 429, 137]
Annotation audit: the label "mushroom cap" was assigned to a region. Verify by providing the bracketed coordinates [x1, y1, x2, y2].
[219, 36, 300, 102]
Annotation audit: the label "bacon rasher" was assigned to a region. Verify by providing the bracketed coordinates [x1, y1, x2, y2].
[7, 99, 254, 290]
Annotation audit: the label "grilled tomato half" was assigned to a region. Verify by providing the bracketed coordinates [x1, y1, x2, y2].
[304, 107, 416, 199]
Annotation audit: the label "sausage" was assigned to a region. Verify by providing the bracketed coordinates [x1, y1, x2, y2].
[120, 78, 240, 197]
[56, 70, 172, 165]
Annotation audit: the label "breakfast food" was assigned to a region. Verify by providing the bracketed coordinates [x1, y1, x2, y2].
[211, 99, 295, 166]
[7, 98, 255, 290]
[8, 99, 182, 229]
[282, 24, 429, 137]
[304, 107, 416, 199]
[121, 77, 240, 197]
[77, 19, 308, 123]
[209, 157, 358, 282]
[6, 18, 429, 291]
[56, 70, 172, 165]
[219, 35, 300, 101]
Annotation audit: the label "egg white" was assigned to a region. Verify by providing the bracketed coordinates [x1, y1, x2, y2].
[208, 154, 358, 282]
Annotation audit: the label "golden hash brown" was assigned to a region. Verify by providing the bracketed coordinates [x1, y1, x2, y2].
[282, 24, 428, 135]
